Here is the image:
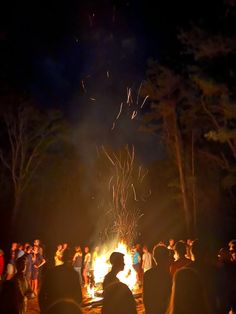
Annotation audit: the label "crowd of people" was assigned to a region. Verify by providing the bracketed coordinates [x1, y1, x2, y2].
[0, 237, 235, 313]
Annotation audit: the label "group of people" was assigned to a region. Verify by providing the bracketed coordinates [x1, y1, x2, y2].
[0, 237, 235, 313]
[53, 243, 97, 288]
[103, 238, 236, 314]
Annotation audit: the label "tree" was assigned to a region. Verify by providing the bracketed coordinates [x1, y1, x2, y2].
[140, 61, 196, 235]
[0, 103, 64, 228]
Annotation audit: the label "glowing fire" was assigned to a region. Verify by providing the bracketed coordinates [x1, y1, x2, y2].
[93, 242, 137, 291]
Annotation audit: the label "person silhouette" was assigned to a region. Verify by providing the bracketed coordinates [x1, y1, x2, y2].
[102, 251, 137, 314]
[143, 244, 172, 314]
[38, 248, 82, 314]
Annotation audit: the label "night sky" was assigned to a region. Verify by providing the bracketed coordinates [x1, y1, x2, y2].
[1, 0, 218, 106]
[1, 0, 219, 161]
[1, 0, 231, 249]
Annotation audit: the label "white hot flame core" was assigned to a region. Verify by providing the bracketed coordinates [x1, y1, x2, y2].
[93, 242, 137, 290]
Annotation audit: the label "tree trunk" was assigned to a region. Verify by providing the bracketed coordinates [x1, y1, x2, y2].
[172, 106, 191, 236]
[191, 131, 197, 236]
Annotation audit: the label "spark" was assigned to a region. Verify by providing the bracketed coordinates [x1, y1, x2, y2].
[141, 95, 149, 108]
[131, 184, 138, 201]
[106, 71, 110, 78]
[89, 97, 96, 101]
[116, 102, 123, 120]
[140, 169, 149, 183]
[138, 166, 142, 180]
[131, 111, 137, 120]
[136, 81, 143, 105]
[111, 122, 116, 130]
[81, 80, 86, 93]
[126, 88, 132, 105]
[108, 176, 114, 190]
[102, 146, 115, 166]
[74, 36, 79, 43]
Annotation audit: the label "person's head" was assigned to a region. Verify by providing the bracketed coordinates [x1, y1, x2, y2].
[84, 246, 89, 253]
[167, 267, 211, 314]
[153, 244, 170, 267]
[34, 239, 41, 246]
[24, 245, 32, 254]
[190, 239, 209, 262]
[62, 248, 73, 264]
[0, 249, 4, 256]
[142, 245, 148, 253]
[174, 241, 187, 259]
[75, 246, 82, 253]
[218, 247, 231, 263]
[109, 252, 125, 272]
[11, 242, 18, 251]
[33, 245, 39, 254]
[57, 244, 63, 251]
[169, 239, 175, 247]
[228, 239, 236, 261]
[63, 243, 68, 250]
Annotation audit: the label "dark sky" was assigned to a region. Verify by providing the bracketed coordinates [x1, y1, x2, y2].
[1, 0, 218, 102]
[0, 0, 222, 165]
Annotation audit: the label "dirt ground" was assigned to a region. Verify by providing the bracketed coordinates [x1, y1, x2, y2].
[27, 287, 145, 313]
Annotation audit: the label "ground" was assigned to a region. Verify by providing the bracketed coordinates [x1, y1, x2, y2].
[27, 287, 145, 313]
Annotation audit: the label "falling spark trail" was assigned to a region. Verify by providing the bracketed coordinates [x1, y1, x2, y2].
[141, 95, 149, 108]
[116, 103, 123, 120]
[111, 122, 116, 130]
[131, 184, 138, 201]
[108, 176, 113, 190]
[89, 98, 96, 101]
[102, 146, 115, 166]
[81, 80, 86, 93]
[136, 81, 143, 105]
[107, 71, 110, 78]
[127, 88, 132, 105]
[140, 170, 149, 183]
[131, 111, 137, 120]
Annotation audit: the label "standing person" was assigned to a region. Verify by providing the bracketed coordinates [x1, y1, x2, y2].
[170, 241, 192, 276]
[54, 244, 64, 266]
[33, 239, 44, 257]
[83, 246, 91, 287]
[0, 249, 4, 283]
[142, 245, 153, 273]
[0, 255, 33, 314]
[31, 245, 46, 295]
[24, 245, 33, 286]
[38, 248, 82, 314]
[102, 252, 137, 314]
[143, 244, 172, 314]
[5, 250, 16, 280]
[72, 246, 83, 285]
[132, 244, 142, 286]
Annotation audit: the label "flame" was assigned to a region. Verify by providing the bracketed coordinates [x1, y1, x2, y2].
[93, 242, 137, 291]
[87, 285, 95, 299]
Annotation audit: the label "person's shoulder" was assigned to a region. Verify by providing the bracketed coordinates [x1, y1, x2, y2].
[144, 267, 155, 277]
